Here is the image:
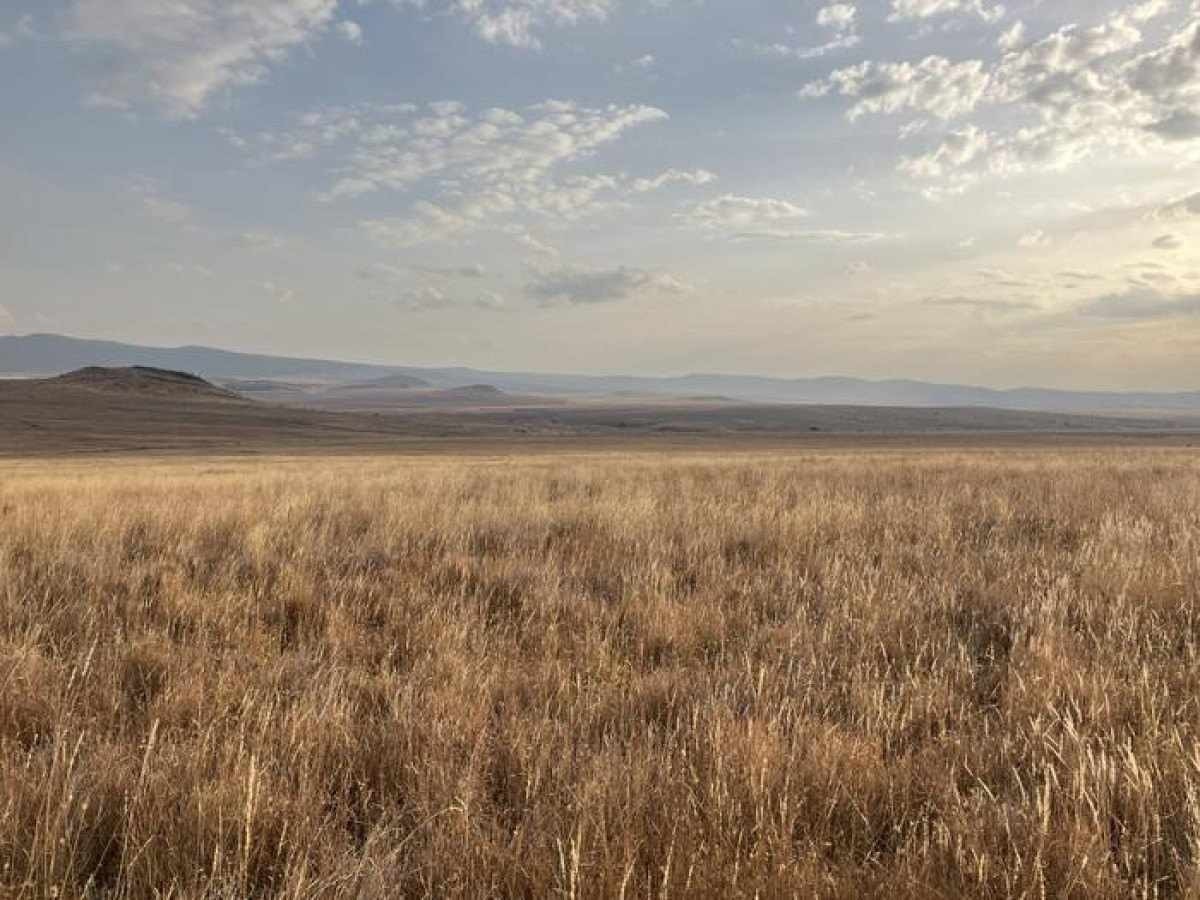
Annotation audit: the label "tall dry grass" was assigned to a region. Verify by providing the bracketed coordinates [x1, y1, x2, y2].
[1, 449, 1199, 898]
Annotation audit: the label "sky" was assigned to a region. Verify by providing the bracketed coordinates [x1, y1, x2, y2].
[1, 0, 1199, 389]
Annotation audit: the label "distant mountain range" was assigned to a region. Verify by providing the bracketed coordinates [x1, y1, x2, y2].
[4, 332, 1200, 414]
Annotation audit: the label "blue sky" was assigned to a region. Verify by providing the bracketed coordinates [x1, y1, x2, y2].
[2, 0, 1199, 388]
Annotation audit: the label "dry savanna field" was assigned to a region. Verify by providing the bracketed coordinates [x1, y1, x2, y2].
[2, 447, 1200, 898]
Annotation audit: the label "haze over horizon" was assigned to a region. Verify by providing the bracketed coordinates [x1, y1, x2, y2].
[3, 0, 1200, 391]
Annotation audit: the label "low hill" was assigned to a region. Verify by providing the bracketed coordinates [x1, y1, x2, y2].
[347, 373, 432, 390]
[0, 371, 423, 455]
[311, 383, 536, 412]
[4, 333, 1200, 415]
[2, 368, 1197, 455]
[50, 366, 241, 400]
[0, 333, 396, 383]
[442, 384, 504, 399]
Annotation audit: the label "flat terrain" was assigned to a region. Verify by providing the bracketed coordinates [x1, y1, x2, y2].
[2, 369, 1199, 456]
[2, 449, 1200, 898]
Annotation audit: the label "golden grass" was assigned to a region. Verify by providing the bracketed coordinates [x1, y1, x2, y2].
[2, 449, 1200, 898]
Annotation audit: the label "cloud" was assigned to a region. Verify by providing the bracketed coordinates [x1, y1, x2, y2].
[167, 261, 214, 278]
[735, 2, 862, 63]
[1144, 110, 1200, 141]
[0, 14, 35, 47]
[821, 10, 1200, 192]
[1017, 229, 1051, 248]
[270, 99, 666, 209]
[630, 169, 717, 192]
[1156, 191, 1200, 220]
[731, 228, 888, 243]
[131, 180, 192, 224]
[360, 265, 505, 310]
[361, 203, 490, 248]
[801, 56, 991, 120]
[899, 125, 991, 177]
[526, 264, 692, 305]
[0, 304, 14, 333]
[737, 34, 861, 62]
[997, 20, 1025, 51]
[685, 194, 809, 230]
[392, 0, 617, 50]
[924, 296, 1037, 313]
[475, 291, 507, 310]
[818, 4, 857, 31]
[395, 285, 452, 310]
[509, 229, 561, 257]
[412, 263, 489, 278]
[336, 20, 365, 44]
[358, 260, 487, 281]
[738, 3, 862, 62]
[262, 281, 296, 304]
[356, 262, 407, 282]
[681, 194, 885, 241]
[66, 0, 340, 118]
[245, 99, 678, 245]
[1129, 0, 1172, 23]
[1079, 286, 1200, 320]
[1153, 233, 1183, 250]
[976, 267, 1034, 288]
[888, 0, 1005, 25]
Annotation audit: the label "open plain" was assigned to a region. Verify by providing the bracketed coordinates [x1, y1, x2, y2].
[3, 447, 1200, 898]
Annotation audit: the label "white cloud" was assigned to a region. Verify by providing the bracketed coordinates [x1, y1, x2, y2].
[828, 9, 1200, 195]
[681, 195, 887, 242]
[276, 100, 668, 207]
[997, 20, 1025, 51]
[509, 229, 561, 257]
[361, 266, 505, 310]
[685, 194, 810, 232]
[66, 0, 340, 118]
[817, 4, 857, 31]
[392, 0, 617, 49]
[526, 264, 692, 304]
[630, 169, 717, 192]
[262, 281, 296, 304]
[740, 3, 860, 61]
[395, 285, 452, 310]
[1129, 0, 1173, 23]
[802, 56, 992, 120]
[1017, 229, 1051, 248]
[361, 201, 499, 248]
[899, 125, 991, 177]
[1153, 233, 1184, 249]
[739, 34, 861, 61]
[241, 99, 686, 245]
[336, 20, 365, 44]
[888, 0, 1006, 25]
[0, 304, 14, 333]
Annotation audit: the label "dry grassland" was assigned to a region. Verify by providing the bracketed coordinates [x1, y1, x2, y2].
[2, 449, 1199, 898]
